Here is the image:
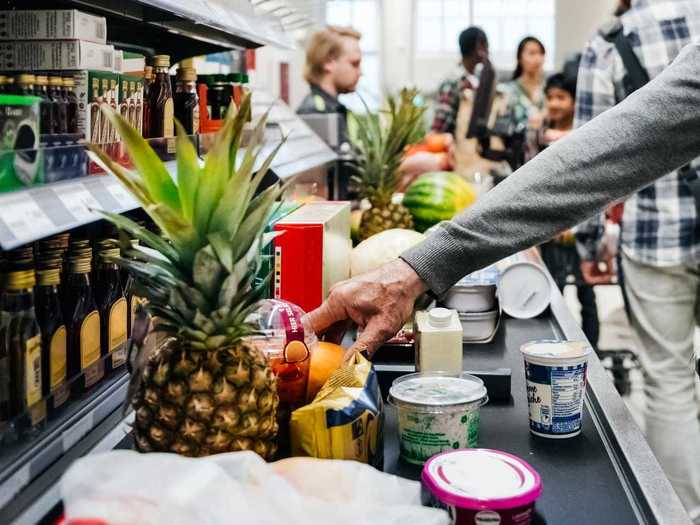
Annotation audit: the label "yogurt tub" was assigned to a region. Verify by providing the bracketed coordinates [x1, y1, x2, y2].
[520, 340, 592, 438]
[388, 373, 488, 465]
[443, 269, 499, 313]
[498, 262, 551, 319]
[459, 309, 499, 342]
[422, 448, 542, 525]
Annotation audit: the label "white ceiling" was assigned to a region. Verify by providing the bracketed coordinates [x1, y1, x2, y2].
[251, 0, 327, 31]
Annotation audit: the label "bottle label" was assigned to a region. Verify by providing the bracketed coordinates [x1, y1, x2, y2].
[192, 103, 200, 135]
[163, 97, 174, 137]
[50, 325, 67, 391]
[80, 310, 101, 370]
[83, 360, 104, 388]
[25, 334, 42, 407]
[109, 298, 128, 368]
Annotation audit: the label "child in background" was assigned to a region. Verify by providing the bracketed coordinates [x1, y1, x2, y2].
[532, 72, 600, 350]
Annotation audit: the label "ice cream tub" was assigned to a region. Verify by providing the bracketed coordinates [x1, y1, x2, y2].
[459, 309, 499, 343]
[520, 340, 592, 438]
[442, 268, 499, 313]
[388, 372, 488, 465]
[498, 261, 551, 319]
[422, 448, 542, 525]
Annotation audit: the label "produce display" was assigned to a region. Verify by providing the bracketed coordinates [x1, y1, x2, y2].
[350, 228, 425, 277]
[351, 89, 425, 241]
[91, 92, 284, 458]
[403, 171, 477, 233]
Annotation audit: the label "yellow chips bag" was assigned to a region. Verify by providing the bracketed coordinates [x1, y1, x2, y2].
[290, 354, 384, 469]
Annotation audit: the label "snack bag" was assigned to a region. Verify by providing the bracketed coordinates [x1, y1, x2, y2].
[290, 354, 384, 469]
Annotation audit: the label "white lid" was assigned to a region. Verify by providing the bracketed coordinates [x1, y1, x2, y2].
[389, 373, 486, 407]
[428, 307, 453, 328]
[521, 340, 591, 360]
[498, 262, 551, 319]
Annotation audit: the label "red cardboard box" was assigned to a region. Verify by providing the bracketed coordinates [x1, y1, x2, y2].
[273, 202, 351, 313]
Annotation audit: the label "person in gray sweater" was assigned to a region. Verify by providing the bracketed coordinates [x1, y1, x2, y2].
[306, 41, 700, 355]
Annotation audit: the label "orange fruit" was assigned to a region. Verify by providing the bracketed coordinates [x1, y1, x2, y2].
[306, 341, 346, 402]
[425, 133, 450, 153]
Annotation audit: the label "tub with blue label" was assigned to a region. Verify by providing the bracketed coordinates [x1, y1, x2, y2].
[520, 340, 592, 439]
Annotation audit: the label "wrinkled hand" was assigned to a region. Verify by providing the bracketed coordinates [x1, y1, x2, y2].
[304, 259, 428, 361]
[580, 259, 615, 285]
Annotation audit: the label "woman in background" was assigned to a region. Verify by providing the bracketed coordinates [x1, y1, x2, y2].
[504, 36, 546, 132]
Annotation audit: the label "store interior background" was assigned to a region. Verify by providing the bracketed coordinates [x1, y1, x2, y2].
[245, 0, 649, 425]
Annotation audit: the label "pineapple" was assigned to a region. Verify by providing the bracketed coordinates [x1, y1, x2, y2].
[351, 88, 426, 241]
[89, 93, 285, 459]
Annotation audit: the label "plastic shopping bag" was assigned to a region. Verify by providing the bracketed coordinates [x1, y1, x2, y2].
[61, 450, 449, 525]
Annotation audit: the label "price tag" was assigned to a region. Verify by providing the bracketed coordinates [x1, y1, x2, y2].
[0, 197, 56, 243]
[55, 184, 101, 221]
[105, 179, 138, 209]
[0, 464, 30, 508]
[61, 412, 94, 452]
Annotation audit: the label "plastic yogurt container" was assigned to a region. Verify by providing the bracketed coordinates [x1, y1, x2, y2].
[422, 448, 542, 525]
[520, 340, 592, 438]
[459, 309, 499, 342]
[388, 372, 488, 465]
[498, 262, 551, 319]
[443, 268, 499, 313]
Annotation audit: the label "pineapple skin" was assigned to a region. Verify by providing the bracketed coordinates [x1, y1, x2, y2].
[358, 202, 415, 241]
[132, 339, 279, 459]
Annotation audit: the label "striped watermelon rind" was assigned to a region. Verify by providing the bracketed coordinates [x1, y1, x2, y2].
[403, 172, 476, 232]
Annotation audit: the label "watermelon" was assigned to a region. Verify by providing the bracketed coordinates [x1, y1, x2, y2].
[403, 172, 476, 232]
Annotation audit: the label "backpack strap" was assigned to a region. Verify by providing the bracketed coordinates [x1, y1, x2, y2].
[599, 18, 650, 95]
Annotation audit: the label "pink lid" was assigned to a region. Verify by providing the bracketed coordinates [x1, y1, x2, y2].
[422, 449, 542, 510]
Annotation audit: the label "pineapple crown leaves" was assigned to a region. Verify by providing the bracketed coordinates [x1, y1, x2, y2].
[89, 92, 287, 348]
[350, 88, 426, 203]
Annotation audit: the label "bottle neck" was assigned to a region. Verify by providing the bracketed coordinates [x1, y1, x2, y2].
[2, 289, 35, 312]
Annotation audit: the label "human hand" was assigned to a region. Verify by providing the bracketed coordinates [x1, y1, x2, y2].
[304, 259, 428, 361]
[580, 259, 615, 285]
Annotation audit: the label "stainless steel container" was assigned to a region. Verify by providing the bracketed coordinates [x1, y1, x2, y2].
[459, 309, 499, 342]
[442, 267, 498, 313]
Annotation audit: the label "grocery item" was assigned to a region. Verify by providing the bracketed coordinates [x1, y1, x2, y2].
[0, 93, 42, 192]
[0, 40, 114, 71]
[498, 261, 551, 319]
[422, 449, 542, 525]
[291, 353, 384, 469]
[425, 132, 451, 153]
[306, 341, 345, 402]
[147, 54, 173, 139]
[415, 308, 463, 374]
[48, 76, 68, 134]
[388, 372, 487, 465]
[403, 172, 476, 233]
[0, 10, 107, 43]
[459, 309, 500, 343]
[35, 266, 69, 411]
[92, 91, 284, 459]
[34, 75, 53, 135]
[521, 340, 591, 438]
[246, 299, 314, 410]
[350, 228, 425, 277]
[174, 66, 200, 134]
[0, 266, 46, 431]
[273, 201, 351, 313]
[64, 251, 104, 391]
[351, 89, 424, 240]
[94, 241, 127, 372]
[441, 266, 498, 313]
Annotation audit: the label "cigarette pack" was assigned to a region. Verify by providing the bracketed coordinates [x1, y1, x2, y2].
[0, 40, 114, 72]
[0, 10, 107, 43]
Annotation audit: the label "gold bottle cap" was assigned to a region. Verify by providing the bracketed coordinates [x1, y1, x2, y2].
[35, 75, 49, 86]
[16, 74, 36, 85]
[62, 77, 75, 87]
[68, 257, 92, 274]
[0, 75, 6, 85]
[99, 247, 121, 259]
[6, 77, 14, 86]
[177, 67, 197, 82]
[179, 58, 195, 68]
[5, 270, 36, 290]
[48, 76, 63, 87]
[37, 268, 60, 286]
[153, 55, 170, 68]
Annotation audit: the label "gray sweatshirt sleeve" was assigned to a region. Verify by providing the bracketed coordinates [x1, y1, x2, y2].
[401, 43, 700, 296]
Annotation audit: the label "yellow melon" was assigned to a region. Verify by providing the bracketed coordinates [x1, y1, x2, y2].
[306, 342, 346, 402]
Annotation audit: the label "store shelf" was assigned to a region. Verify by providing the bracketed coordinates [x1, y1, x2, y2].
[0, 371, 130, 520]
[9, 0, 294, 58]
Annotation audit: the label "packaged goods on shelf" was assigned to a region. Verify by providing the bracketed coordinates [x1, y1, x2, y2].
[273, 201, 351, 313]
[0, 40, 115, 72]
[112, 50, 123, 74]
[0, 10, 107, 44]
[122, 52, 145, 76]
[0, 93, 43, 192]
[72, 70, 120, 144]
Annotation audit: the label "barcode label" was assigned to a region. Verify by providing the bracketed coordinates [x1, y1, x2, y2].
[33, 356, 40, 387]
[0, 198, 55, 242]
[55, 184, 100, 221]
[96, 24, 105, 39]
[102, 51, 113, 68]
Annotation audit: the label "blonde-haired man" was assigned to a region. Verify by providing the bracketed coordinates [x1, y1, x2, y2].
[297, 26, 362, 143]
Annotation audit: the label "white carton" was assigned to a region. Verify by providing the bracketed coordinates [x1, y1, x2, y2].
[0, 10, 107, 43]
[415, 308, 463, 374]
[0, 40, 114, 71]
